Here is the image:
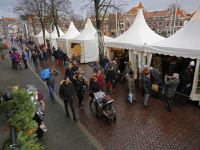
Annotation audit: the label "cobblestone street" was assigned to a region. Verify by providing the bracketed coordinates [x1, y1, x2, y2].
[8, 41, 200, 150]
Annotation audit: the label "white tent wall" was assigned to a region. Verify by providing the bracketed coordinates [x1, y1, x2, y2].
[57, 40, 67, 53]
[51, 38, 58, 49]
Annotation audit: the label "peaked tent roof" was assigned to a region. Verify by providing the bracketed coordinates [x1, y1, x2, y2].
[57, 21, 80, 40]
[50, 26, 64, 39]
[104, 8, 165, 50]
[35, 30, 49, 37]
[145, 4, 200, 59]
[69, 18, 97, 43]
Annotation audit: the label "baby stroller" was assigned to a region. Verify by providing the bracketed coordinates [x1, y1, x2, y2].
[94, 92, 116, 124]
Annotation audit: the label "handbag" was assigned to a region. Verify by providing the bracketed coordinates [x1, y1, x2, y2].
[152, 84, 158, 92]
[57, 60, 61, 65]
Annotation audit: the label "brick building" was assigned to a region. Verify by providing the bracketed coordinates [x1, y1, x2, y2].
[2, 17, 16, 36]
[0, 19, 4, 37]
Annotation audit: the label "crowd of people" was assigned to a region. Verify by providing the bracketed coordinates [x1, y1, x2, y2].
[8, 41, 194, 123]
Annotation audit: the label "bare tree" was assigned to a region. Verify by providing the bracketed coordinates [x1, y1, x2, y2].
[47, 0, 71, 37]
[68, 11, 84, 31]
[166, 3, 185, 13]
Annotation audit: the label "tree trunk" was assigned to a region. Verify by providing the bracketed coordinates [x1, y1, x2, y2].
[41, 22, 46, 46]
[52, 1, 60, 37]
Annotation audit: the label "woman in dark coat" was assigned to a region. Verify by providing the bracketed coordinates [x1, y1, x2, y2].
[106, 65, 116, 95]
[65, 65, 74, 81]
[89, 77, 100, 106]
[53, 49, 58, 61]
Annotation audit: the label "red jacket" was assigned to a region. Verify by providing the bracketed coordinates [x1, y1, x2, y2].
[93, 74, 104, 90]
[14, 53, 21, 62]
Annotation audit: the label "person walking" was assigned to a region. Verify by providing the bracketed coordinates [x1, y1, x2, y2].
[106, 65, 116, 95]
[59, 76, 77, 122]
[125, 70, 137, 102]
[93, 70, 104, 91]
[39, 51, 45, 66]
[149, 67, 160, 97]
[31, 51, 38, 67]
[11, 38, 13, 45]
[71, 54, 79, 65]
[72, 72, 88, 109]
[101, 55, 109, 69]
[89, 77, 101, 106]
[47, 46, 52, 59]
[65, 65, 74, 81]
[164, 73, 180, 112]
[181, 64, 192, 93]
[93, 61, 100, 73]
[21, 50, 28, 69]
[142, 72, 151, 109]
[72, 61, 79, 73]
[25, 46, 29, 57]
[43, 48, 48, 62]
[45, 69, 59, 103]
[58, 49, 64, 66]
[65, 58, 71, 68]
[113, 61, 119, 88]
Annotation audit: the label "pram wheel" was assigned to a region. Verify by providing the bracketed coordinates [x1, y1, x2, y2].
[107, 119, 111, 125]
[113, 115, 117, 121]
[96, 113, 100, 119]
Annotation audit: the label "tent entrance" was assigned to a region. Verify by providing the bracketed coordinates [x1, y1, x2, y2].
[71, 43, 81, 61]
[46, 39, 50, 47]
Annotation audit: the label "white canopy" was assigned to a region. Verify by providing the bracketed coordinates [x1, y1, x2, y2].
[104, 8, 165, 50]
[57, 21, 80, 40]
[49, 26, 64, 39]
[35, 30, 49, 38]
[145, 5, 200, 59]
[34, 30, 49, 44]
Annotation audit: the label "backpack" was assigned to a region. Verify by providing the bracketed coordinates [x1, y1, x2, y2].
[13, 55, 18, 60]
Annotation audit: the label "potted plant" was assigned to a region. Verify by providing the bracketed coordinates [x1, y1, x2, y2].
[0, 43, 4, 53]
[1, 54, 5, 59]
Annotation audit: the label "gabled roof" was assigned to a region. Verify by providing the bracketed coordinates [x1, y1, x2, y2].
[144, 11, 168, 17]
[57, 21, 80, 40]
[167, 9, 187, 18]
[4, 17, 15, 21]
[35, 30, 49, 38]
[127, 2, 144, 15]
[49, 26, 64, 39]
[119, 14, 126, 19]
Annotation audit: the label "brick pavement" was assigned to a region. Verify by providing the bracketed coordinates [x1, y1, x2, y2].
[0, 42, 103, 150]
[8, 41, 200, 150]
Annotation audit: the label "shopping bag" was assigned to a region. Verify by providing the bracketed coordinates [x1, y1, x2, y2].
[57, 60, 61, 65]
[40, 69, 50, 80]
[152, 84, 158, 92]
[107, 82, 112, 88]
[128, 92, 133, 103]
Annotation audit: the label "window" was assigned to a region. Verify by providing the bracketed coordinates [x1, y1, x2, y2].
[158, 16, 165, 19]
[152, 28, 155, 31]
[175, 21, 178, 26]
[153, 17, 157, 20]
[180, 21, 183, 26]
[149, 17, 152, 20]
[157, 28, 163, 33]
[177, 14, 181, 18]
[153, 22, 157, 25]
[132, 16, 134, 20]
[130, 11, 132, 13]
[126, 22, 129, 27]
[121, 20, 124, 23]
[148, 22, 152, 25]
[158, 21, 164, 26]
[166, 22, 169, 26]
[126, 16, 129, 20]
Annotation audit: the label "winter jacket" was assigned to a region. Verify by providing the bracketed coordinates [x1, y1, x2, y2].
[72, 64, 79, 72]
[63, 53, 68, 61]
[31, 54, 38, 61]
[71, 56, 79, 64]
[89, 81, 100, 97]
[65, 68, 74, 81]
[53, 50, 58, 60]
[93, 74, 104, 90]
[104, 63, 109, 74]
[39, 53, 44, 61]
[165, 78, 180, 97]
[46, 70, 59, 85]
[181, 68, 192, 84]
[113, 64, 119, 79]
[58, 51, 64, 59]
[65, 61, 71, 68]
[125, 74, 135, 92]
[93, 64, 101, 73]
[101, 58, 109, 68]
[22, 52, 27, 60]
[59, 81, 74, 102]
[106, 69, 115, 84]
[150, 69, 160, 84]
[14, 53, 21, 62]
[72, 75, 87, 92]
[142, 75, 151, 94]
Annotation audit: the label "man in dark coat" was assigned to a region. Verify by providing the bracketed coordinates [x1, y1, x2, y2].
[31, 51, 38, 67]
[106, 65, 116, 95]
[72, 72, 88, 109]
[149, 67, 160, 97]
[142, 72, 151, 108]
[181, 65, 192, 93]
[101, 55, 109, 68]
[59, 76, 77, 122]
[71, 54, 79, 65]
[58, 49, 64, 66]
[165, 73, 180, 112]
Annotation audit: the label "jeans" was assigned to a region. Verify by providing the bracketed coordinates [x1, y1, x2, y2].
[23, 60, 28, 68]
[153, 79, 161, 96]
[181, 84, 187, 93]
[77, 91, 84, 106]
[144, 94, 149, 106]
[167, 97, 173, 111]
[64, 100, 76, 118]
[48, 85, 55, 100]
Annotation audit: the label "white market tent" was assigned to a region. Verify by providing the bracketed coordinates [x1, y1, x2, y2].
[104, 7, 165, 76]
[145, 5, 200, 101]
[46, 26, 64, 49]
[34, 30, 49, 45]
[56, 21, 80, 54]
[69, 18, 111, 63]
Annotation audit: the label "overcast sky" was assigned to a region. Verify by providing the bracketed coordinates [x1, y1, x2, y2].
[0, 0, 199, 18]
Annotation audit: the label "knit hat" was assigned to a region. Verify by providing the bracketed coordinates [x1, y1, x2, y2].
[173, 73, 179, 79]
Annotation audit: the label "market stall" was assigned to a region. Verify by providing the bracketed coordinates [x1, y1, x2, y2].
[34, 30, 49, 45]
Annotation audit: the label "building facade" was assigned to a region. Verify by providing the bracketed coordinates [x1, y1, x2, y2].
[2, 17, 16, 37]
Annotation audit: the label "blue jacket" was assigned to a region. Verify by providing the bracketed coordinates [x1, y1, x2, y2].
[58, 50, 64, 59]
[142, 75, 151, 94]
[63, 53, 68, 61]
[22, 52, 27, 60]
[101, 58, 109, 68]
[65, 68, 74, 81]
[104, 63, 109, 73]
